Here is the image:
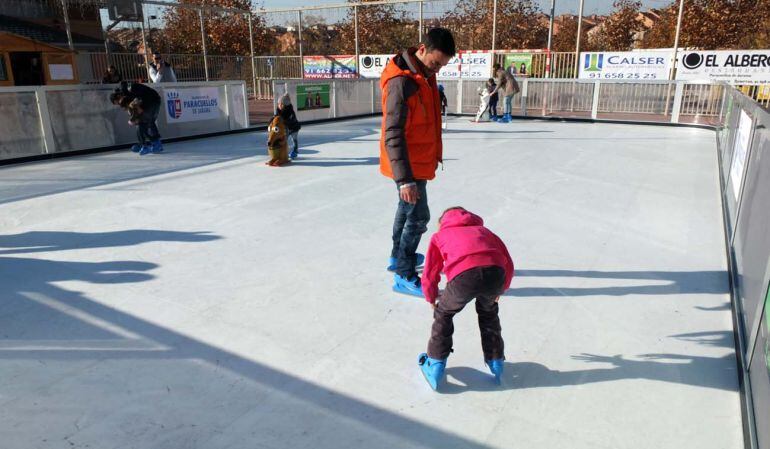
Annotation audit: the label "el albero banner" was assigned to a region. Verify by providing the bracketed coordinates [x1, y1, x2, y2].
[359, 54, 394, 79]
[676, 50, 770, 85]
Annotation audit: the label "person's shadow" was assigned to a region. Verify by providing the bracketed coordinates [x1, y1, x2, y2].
[440, 330, 737, 394]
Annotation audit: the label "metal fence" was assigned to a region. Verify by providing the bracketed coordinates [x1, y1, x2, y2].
[714, 85, 770, 449]
[430, 78, 729, 126]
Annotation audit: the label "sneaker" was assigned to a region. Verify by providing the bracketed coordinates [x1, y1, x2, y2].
[130, 144, 142, 153]
[138, 144, 153, 156]
[486, 358, 504, 385]
[392, 274, 423, 297]
[418, 353, 447, 390]
[289, 150, 298, 159]
[387, 253, 425, 272]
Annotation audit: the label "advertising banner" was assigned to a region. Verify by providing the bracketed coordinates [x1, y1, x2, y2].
[438, 52, 493, 80]
[303, 55, 358, 79]
[676, 50, 770, 85]
[579, 50, 673, 80]
[504, 54, 533, 76]
[359, 54, 394, 79]
[165, 87, 221, 123]
[297, 84, 331, 111]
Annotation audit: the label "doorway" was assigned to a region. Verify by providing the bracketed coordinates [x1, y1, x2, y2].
[10, 51, 44, 86]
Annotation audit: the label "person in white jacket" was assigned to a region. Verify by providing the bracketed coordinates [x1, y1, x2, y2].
[148, 52, 177, 83]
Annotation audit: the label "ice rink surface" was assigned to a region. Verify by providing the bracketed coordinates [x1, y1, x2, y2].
[0, 117, 743, 449]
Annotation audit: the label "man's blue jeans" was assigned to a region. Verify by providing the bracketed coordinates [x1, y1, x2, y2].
[391, 180, 429, 279]
[503, 95, 513, 115]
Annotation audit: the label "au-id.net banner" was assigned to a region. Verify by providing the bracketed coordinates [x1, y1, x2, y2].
[303, 55, 358, 79]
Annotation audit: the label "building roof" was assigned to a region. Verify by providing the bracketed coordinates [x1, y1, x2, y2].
[0, 14, 104, 50]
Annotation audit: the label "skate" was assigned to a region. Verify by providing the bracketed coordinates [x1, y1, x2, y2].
[418, 353, 446, 390]
[289, 150, 298, 160]
[486, 359, 504, 385]
[392, 274, 423, 297]
[387, 253, 424, 272]
[138, 144, 153, 156]
[151, 139, 164, 153]
[130, 144, 142, 153]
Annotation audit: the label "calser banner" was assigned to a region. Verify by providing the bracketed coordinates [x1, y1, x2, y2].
[579, 50, 673, 80]
[165, 87, 221, 123]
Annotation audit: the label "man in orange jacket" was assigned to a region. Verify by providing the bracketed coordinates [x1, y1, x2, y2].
[380, 28, 456, 297]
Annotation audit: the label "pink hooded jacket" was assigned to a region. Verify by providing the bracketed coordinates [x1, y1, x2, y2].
[421, 209, 514, 304]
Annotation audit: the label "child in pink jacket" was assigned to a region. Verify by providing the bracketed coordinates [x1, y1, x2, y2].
[417, 207, 514, 390]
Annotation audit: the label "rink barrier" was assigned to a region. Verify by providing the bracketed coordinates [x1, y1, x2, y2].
[0, 81, 249, 162]
[715, 87, 770, 449]
[438, 78, 728, 127]
[269, 78, 736, 128]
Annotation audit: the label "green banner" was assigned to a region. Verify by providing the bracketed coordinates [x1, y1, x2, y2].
[504, 54, 533, 76]
[297, 84, 330, 111]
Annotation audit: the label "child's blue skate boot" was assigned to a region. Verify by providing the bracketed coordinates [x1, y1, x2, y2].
[490, 115, 499, 122]
[289, 149, 298, 159]
[486, 359, 504, 385]
[387, 253, 424, 272]
[130, 144, 142, 153]
[138, 144, 153, 155]
[151, 139, 164, 153]
[392, 274, 423, 297]
[418, 353, 446, 390]
[501, 114, 512, 123]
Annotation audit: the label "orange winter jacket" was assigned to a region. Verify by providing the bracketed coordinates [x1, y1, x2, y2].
[379, 48, 443, 183]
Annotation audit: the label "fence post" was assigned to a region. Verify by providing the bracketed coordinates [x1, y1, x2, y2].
[140, 3, 149, 79]
[34, 88, 56, 154]
[332, 80, 337, 118]
[574, 0, 585, 78]
[297, 10, 304, 61]
[371, 79, 375, 114]
[591, 81, 600, 119]
[354, 5, 359, 77]
[521, 78, 528, 116]
[418, 2, 423, 42]
[671, 82, 684, 124]
[199, 9, 209, 81]
[456, 79, 463, 114]
[60, 0, 75, 51]
[248, 13, 257, 100]
[491, 0, 497, 52]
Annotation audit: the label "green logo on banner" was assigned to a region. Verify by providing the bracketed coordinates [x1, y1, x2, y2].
[584, 53, 604, 72]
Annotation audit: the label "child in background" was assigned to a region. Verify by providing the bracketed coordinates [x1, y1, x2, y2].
[488, 78, 499, 121]
[418, 207, 515, 390]
[277, 93, 302, 159]
[438, 84, 448, 115]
